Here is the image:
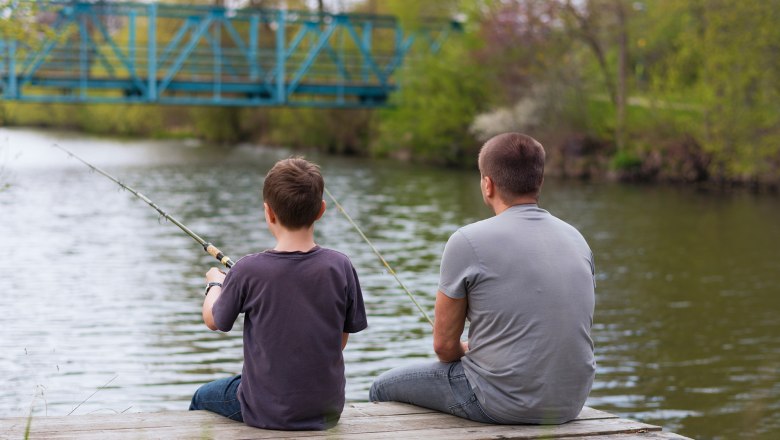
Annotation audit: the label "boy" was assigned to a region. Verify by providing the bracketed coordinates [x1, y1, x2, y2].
[190, 157, 368, 430]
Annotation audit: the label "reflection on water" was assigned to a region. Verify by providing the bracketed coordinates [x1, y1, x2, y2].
[1, 128, 779, 439]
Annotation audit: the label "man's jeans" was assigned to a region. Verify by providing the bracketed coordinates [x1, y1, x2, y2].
[369, 361, 498, 424]
[190, 374, 243, 422]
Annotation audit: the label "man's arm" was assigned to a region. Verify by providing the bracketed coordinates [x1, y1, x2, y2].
[433, 290, 468, 362]
[202, 267, 227, 331]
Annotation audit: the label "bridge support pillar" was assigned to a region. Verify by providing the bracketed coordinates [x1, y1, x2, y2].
[276, 9, 286, 104]
[147, 3, 158, 102]
[7, 41, 17, 99]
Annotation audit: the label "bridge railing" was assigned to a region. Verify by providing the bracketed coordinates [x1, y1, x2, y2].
[0, 0, 460, 107]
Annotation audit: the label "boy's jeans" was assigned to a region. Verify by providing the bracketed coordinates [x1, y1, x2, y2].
[190, 374, 243, 422]
[369, 361, 498, 424]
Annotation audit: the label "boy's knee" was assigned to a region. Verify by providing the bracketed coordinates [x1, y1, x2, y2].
[190, 385, 206, 410]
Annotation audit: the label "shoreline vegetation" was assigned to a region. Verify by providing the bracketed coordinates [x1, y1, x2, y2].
[1, 0, 778, 192]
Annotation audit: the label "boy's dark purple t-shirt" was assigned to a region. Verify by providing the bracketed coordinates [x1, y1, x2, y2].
[212, 246, 367, 430]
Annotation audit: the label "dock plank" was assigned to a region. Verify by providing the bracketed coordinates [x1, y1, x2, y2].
[0, 402, 679, 440]
[576, 433, 694, 440]
[343, 403, 617, 421]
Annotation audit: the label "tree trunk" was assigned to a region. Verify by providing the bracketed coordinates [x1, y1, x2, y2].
[564, 0, 617, 105]
[615, 0, 628, 151]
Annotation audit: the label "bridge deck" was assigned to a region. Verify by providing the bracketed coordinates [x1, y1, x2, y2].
[0, 402, 692, 439]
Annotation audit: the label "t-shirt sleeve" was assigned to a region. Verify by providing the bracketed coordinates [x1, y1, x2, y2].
[438, 229, 480, 299]
[343, 264, 368, 333]
[212, 262, 246, 332]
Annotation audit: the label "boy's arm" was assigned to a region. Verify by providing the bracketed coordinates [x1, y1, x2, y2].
[202, 267, 227, 331]
[342, 333, 349, 350]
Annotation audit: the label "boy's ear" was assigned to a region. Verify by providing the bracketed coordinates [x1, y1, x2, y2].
[264, 202, 276, 224]
[315, 200, 326, 221]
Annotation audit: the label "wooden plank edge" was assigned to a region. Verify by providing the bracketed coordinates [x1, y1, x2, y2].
[2, 415, 662, 440]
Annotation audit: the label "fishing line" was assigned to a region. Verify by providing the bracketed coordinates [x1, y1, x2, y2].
[67, 374, 118, 416]
[54, 144, 235, 268]
[324, 188, 434, 327]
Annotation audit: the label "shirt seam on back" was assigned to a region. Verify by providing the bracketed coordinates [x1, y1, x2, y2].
[457, 227, 487, 277]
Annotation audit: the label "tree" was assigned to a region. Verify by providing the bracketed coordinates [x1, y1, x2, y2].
[696, 0, 780, 182]
[638, 0, 780, 183]
[473, 0, 567, 104]
[373, 39, 492, 166]
[563, 0, 634, 151]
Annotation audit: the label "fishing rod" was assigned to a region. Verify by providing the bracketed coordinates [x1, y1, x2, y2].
[54, 144, 235, 269]
[56, 144, 433, 326]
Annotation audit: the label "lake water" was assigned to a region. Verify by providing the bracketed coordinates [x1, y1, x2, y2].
[1, 128, 778, 439]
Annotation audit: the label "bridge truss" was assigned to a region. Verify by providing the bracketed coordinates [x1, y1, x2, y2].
[0, 1, 459, 108]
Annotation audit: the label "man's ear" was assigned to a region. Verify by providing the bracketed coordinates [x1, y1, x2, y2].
[315, 200, 326, 221]
[483, 176, 495, 198]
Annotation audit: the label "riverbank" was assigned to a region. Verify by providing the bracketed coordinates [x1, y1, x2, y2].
[2, 116, 778, 194]
[0, 102, 373, 154]
[544, 132, 780, 193]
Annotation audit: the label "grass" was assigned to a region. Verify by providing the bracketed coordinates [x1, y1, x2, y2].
[24, 385, 46, 440]
[20, 375, 119, 439]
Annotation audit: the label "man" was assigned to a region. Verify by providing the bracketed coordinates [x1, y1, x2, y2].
[370, 132, 595, 424]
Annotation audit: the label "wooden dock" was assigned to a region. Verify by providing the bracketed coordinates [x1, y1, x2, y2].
[1, 402, 692, 439]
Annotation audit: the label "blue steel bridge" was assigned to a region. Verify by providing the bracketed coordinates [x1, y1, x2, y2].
[0, 1, 459, 108]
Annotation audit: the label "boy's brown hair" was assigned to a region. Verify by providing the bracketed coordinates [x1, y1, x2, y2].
[262, 157, 324, 229]
[478, 132, 545, 200]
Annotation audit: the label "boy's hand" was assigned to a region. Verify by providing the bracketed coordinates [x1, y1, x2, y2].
[206, 267, 226, 284]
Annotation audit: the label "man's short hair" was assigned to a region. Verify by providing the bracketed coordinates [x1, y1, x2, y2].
[262, 157, 324, 229]
[478, 133, 545, 200]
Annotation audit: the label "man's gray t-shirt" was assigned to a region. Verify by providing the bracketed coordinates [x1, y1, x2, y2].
[438, 204, 595, 424]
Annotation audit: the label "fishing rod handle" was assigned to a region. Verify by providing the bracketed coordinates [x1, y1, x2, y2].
[204, 243, 235, 268]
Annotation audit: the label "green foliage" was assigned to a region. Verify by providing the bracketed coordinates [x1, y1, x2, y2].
[635, 0, 703, 94]
[264, 107, 372, 155]
[0, 1, 38, 40]
[610, 150, 642, 171]
[80, 105, 165, 137]
[189, 107, 245, 144]
[636, 0, 780, 182]
[355, 0, 461, 28]
[2, 103, 75, 129]
[373, 39, 492, 166]
[696, 1, 780, 181]
[2, 103, 165, 137]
